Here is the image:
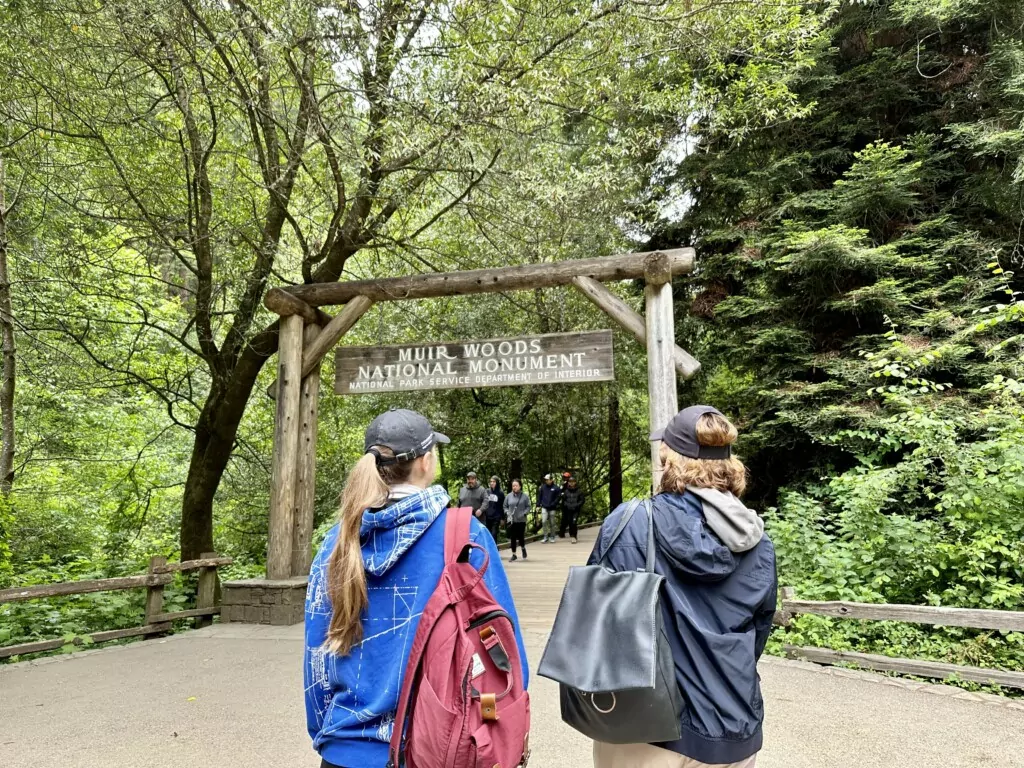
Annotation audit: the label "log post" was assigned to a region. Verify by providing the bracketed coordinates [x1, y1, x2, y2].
[196, 551, 218, 629]
[267, 295, 373, 399]
[144, 556, 171, 632]
[300, 295, 373, 380]
[644, 251, 679, 492]
[571, 275, 701, 380]
[292, 322, 322, 577]
[776, 586, 796, 627]
[267, 313, 304, 579]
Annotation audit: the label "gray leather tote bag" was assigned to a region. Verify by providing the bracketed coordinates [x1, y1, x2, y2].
[538, 499, 683, 744]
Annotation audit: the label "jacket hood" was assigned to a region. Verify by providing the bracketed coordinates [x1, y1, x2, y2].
[359, 485, 449, 576]
[653, 494, 737, 582]
[687, 486, 764, 553]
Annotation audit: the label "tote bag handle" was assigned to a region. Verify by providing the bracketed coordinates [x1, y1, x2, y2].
[598, 498, 656, 573]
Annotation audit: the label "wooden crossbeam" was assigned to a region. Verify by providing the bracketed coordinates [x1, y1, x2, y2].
[571, 275, 701, 380]
[266, 295, 373, 399]
[785, 645, 1024, 690]
[0, 573, 172, 604]
[783, 598, 1024, 633]
[282, 248, 695, 306]
[264, 288, 332, 325]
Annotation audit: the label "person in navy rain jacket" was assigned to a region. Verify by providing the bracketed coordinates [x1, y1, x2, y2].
[589, 405, 776, 768]
[304, 409, 528, 768]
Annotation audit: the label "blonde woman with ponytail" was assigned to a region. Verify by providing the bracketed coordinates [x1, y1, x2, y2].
[589, 406, 777, 768]
[304, 409, 528, 768]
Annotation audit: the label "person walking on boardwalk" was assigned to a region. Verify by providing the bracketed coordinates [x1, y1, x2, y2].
[304, 408, 529, 768]
[504, 479, 531, 562]
[536, 473, 562, 543]
[559, 474, 585, 543]
[588, 406, 776, 768]
[481, 475, 505, 542]
[457, 470, 488, 518]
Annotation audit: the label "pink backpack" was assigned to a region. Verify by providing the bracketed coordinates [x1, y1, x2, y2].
[387, 507, 531, 768]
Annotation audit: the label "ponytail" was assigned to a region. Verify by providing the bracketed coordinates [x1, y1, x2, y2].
[325, 446, 417, 655]
[325, 452, 388, 655]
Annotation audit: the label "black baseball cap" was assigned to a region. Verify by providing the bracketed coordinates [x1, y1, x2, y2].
[650, 405, 731, 460]
[364, 408, 449, 464]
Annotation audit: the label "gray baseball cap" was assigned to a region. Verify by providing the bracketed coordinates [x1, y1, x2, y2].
[651, 405, 731, 460]
[364, 408, 449, 464]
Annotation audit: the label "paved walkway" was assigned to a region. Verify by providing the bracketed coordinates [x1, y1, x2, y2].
[3, 528, 1024, 767]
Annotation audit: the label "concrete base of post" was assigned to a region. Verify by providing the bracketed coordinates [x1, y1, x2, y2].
[221, 577, 308, 625]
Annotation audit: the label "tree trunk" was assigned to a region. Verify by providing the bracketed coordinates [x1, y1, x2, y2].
[0, 155, 15, 497]
[179, 322, 279, 560]
[509, 457, 523, 487]
[608, 389, 622, 512]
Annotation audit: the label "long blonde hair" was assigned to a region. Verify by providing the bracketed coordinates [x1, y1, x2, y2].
[659, 412, 747, 496]
[325, 446, 415, 655]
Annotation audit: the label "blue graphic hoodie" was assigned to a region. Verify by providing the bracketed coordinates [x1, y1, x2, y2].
[304, 485, 529, 768]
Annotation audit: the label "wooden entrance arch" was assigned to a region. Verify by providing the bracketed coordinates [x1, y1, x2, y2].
[262, 248, 698, 580]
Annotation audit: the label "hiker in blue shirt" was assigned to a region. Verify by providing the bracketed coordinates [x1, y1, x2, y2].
[304, 409, 529, 768]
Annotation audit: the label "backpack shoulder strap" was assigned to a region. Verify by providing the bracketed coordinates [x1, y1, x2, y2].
[388, 507, 474, 767]
[388, 588, 446, 767]
[444, 506, 473, 564]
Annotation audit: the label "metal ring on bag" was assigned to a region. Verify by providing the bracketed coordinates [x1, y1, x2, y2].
[590, 692, 617, 714]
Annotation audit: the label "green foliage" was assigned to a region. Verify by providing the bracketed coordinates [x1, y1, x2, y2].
[767, 389, 1024, 678]
[655, 0, 1024, 686]
[4, 0, 1021, 686]
[664, 0, 1022, 491]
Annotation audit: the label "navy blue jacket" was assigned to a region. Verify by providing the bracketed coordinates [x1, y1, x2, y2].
[483, 485, 505, 523]
[589, 491, 777, 764]
[536, 482, 562, 509]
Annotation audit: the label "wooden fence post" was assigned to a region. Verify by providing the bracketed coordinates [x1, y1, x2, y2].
[144, 556, 171, 632]
[196, 551, 218, 629]
[268, 313, 304, 579]
[292, 322, 322, 577]
[644, 252, 679, 493]
[776, 586, 796, 627]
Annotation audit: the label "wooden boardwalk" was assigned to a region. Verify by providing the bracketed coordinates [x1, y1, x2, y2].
[502, 532, 594, 631]
[3, 526, 1024, 767]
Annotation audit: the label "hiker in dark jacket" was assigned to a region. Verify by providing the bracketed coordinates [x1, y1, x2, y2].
[559, 474, 585, 543]
[481, 476, 505, 541]
[535, 474, 562, 543]
[588, 406, 776, 768]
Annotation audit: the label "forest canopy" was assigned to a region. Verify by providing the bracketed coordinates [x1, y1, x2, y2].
[1, 0, 1022, 676]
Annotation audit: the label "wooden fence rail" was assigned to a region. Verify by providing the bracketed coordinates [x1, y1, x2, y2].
[0, 552, 232, 660]
[776, 587, 1024, 690]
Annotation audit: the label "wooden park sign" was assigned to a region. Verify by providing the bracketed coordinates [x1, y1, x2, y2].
[335, 330, 614, 394]
[261, 248, 699, 581]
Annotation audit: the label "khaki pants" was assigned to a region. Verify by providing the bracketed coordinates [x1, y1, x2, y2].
[593, 742, 757, 768]
[541, 507, 557, 539]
